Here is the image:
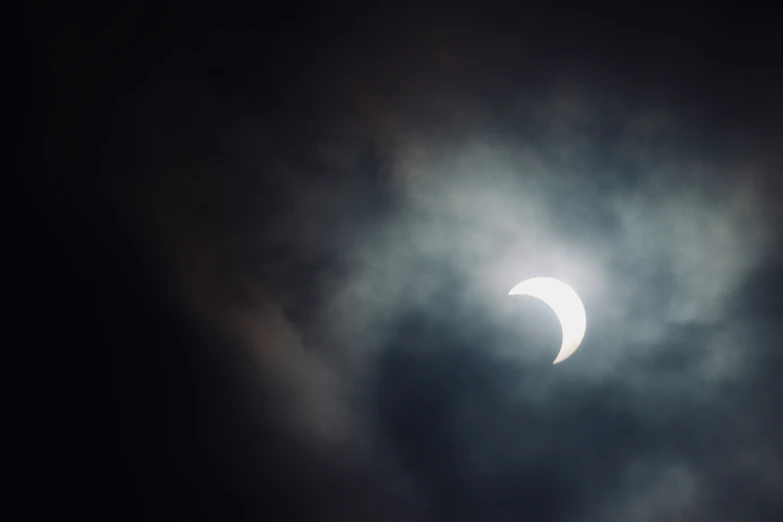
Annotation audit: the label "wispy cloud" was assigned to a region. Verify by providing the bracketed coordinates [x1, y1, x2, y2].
[125, 54, 780, 520]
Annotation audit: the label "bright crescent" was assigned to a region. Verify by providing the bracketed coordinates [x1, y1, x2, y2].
[508, 277, 587, 364]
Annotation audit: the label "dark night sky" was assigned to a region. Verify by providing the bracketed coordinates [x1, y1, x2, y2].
[9, 4, 783, 521]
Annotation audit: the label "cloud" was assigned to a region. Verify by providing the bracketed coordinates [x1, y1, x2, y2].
[119, 46, 780, 520]
[597, 461, 704, 522]
[295, 86, 778, 519]
[314, 92, 771, 368]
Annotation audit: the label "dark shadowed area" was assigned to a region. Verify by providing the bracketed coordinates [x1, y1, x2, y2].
[9, 4, 783, 521]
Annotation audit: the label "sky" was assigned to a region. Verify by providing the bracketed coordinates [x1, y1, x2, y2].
[11, 4, 783, 522]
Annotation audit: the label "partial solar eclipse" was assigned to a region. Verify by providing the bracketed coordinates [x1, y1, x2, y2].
[509, 277, 587, 364]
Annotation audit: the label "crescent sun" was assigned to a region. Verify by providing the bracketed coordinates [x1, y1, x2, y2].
[508, 277, 587, 364]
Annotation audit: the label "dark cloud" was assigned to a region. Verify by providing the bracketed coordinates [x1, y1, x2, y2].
[16, 5, 783, 522]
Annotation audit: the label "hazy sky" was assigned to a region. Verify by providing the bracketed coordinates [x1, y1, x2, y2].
[17, 5, 783, 522]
